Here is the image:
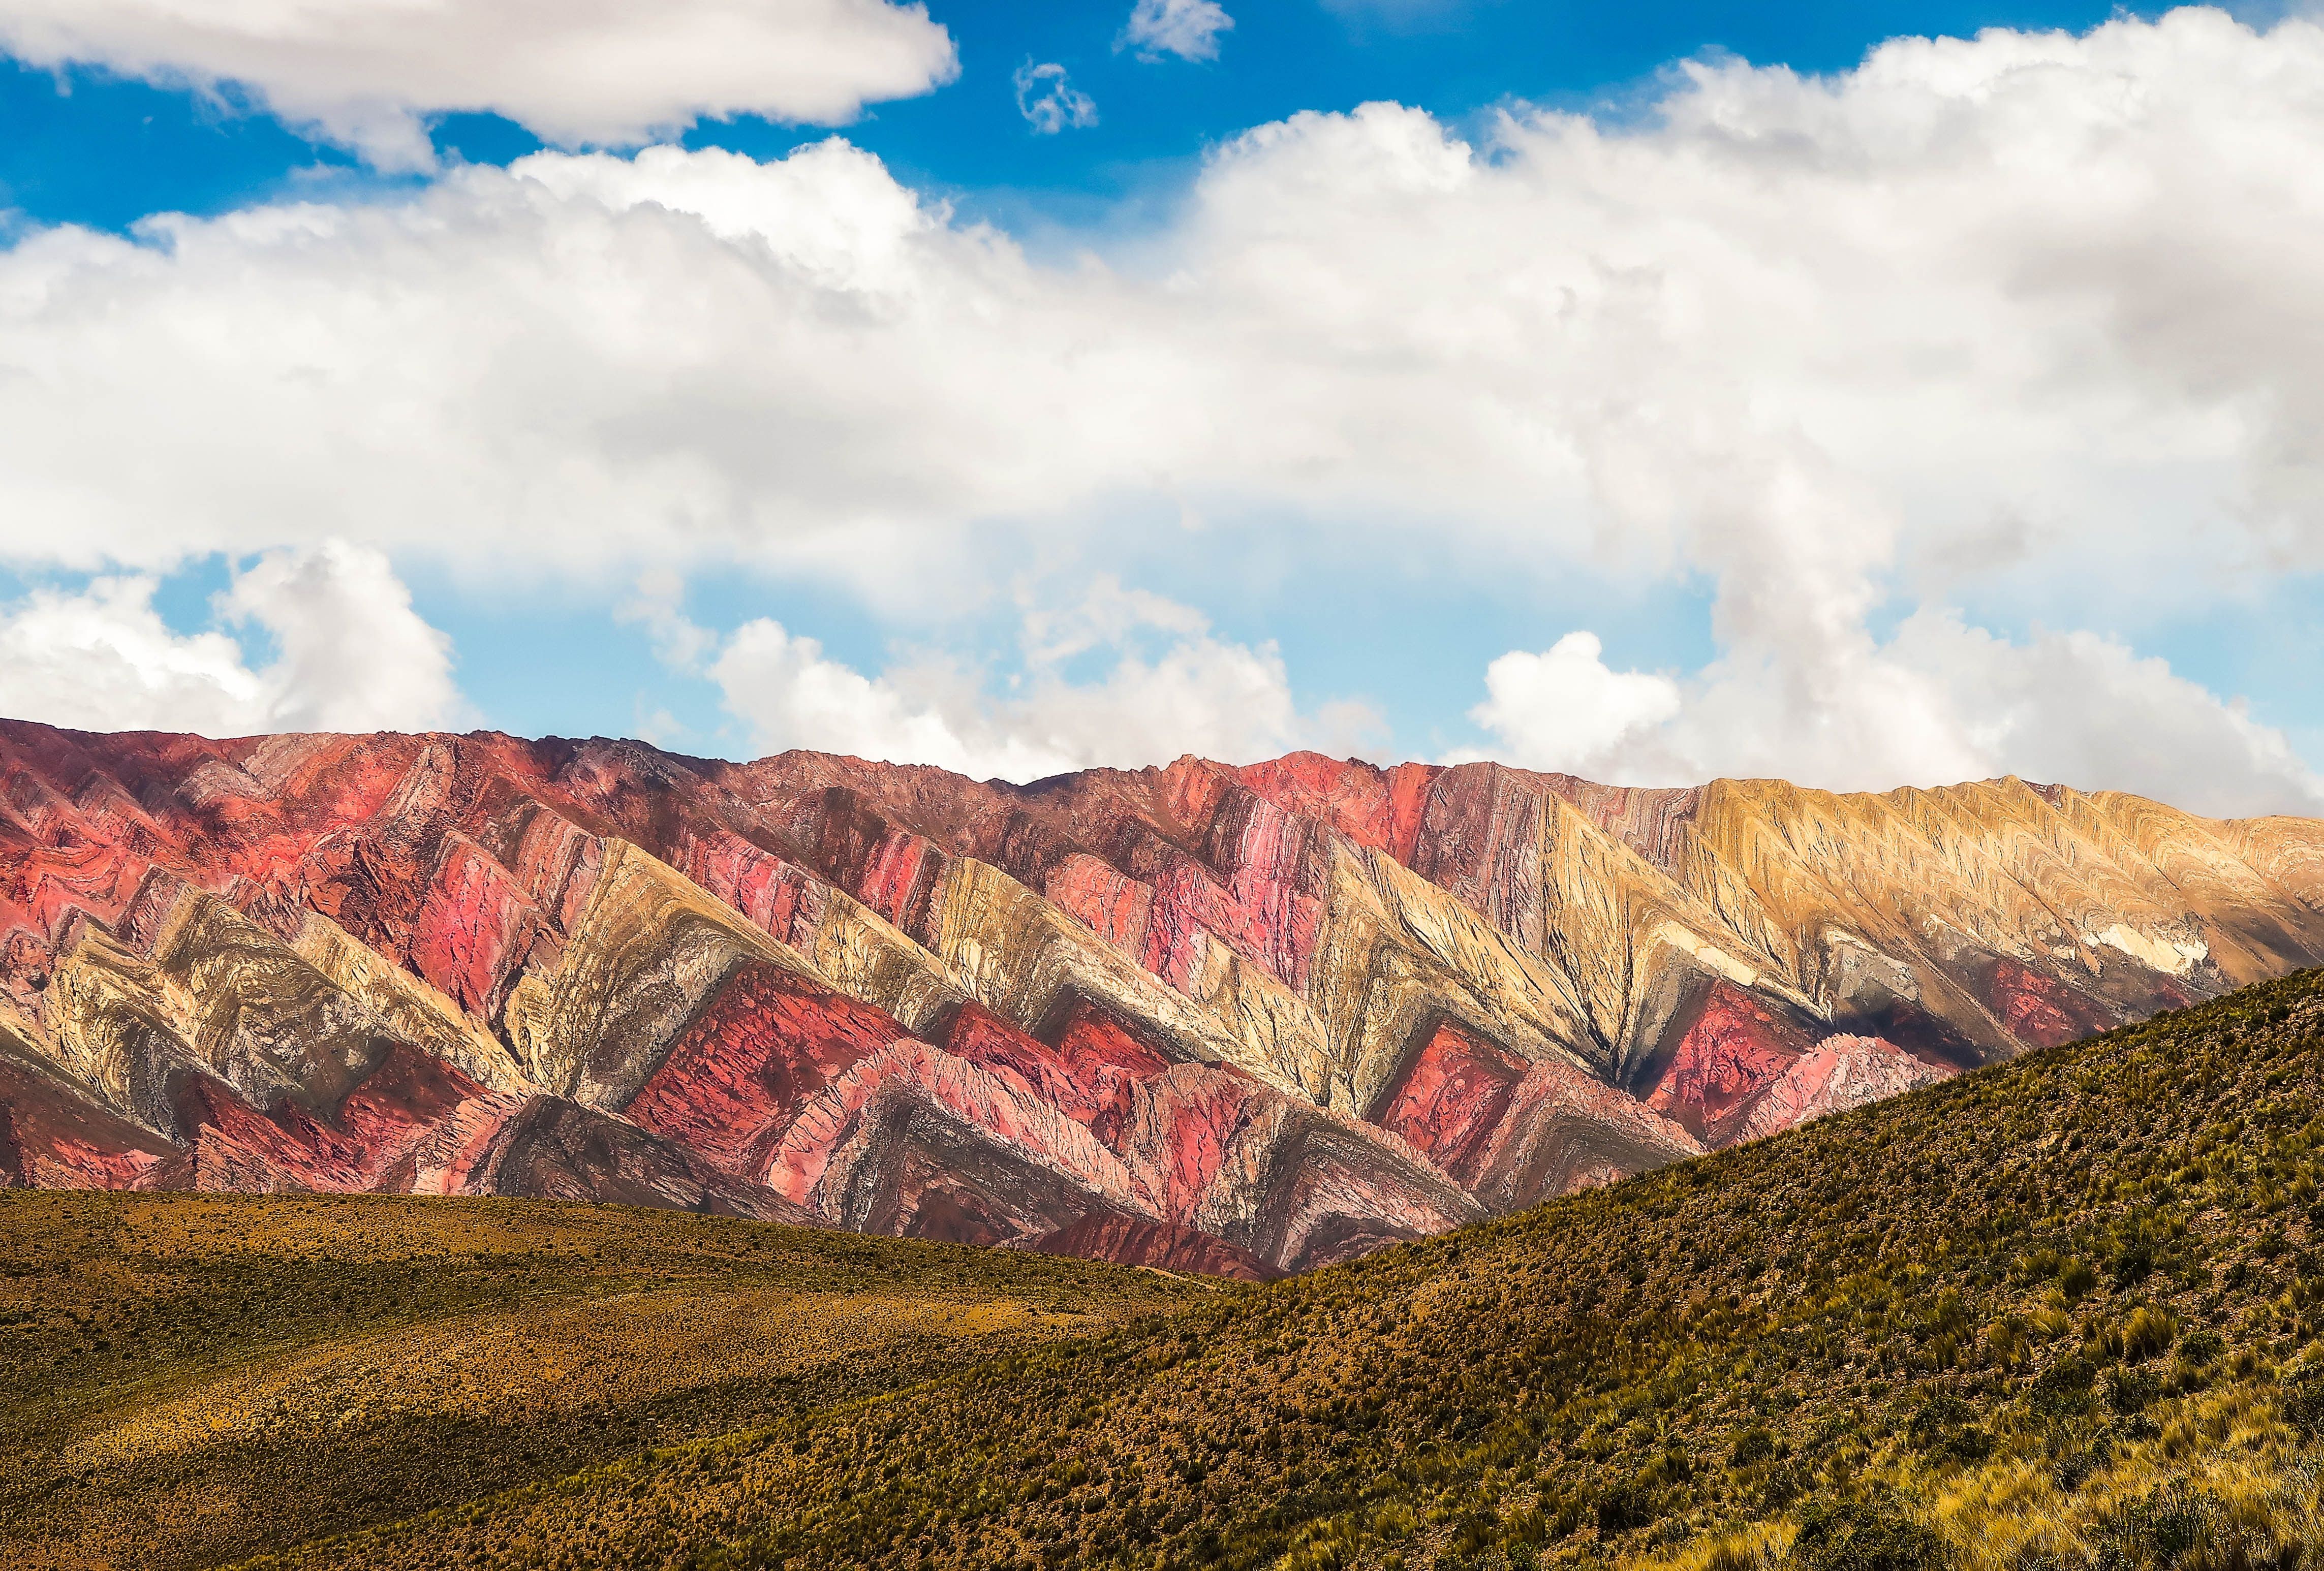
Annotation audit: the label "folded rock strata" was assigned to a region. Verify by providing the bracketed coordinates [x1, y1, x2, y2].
[2, 721, 2318, 1274]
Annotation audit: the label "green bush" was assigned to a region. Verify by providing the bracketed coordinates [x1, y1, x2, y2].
[1792, 1493, 1952, 1571]
[1595, 1475, 1659, 1534]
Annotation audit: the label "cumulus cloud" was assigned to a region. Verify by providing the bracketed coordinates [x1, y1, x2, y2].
[1883, 614, 2324, 817]
[14, 13, 2324, 588]
[3, 9, 2323, 799]
[1123, 0, 1233, 62]
[0, 0, 958, 169]
[225, 541, 465, 733]
[1464, 634, 1681, 778]
[638, 577, 1371, 779]
[0, 577, 264, 737]
[1468, 614, 2324, 816]
[710, 619, 1069, 779]
[1013, 60, 1097, 135]
[0, 543, 462, 737]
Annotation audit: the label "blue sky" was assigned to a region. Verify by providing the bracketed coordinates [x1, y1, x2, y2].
[0, 0, 2319, 813]
[1, 2, 2131, 232]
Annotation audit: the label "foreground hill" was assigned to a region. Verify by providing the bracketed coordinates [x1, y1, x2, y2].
[3, 719, 2320, 1275]
[0, 1190, 1207, 1570]
[249, 967, 2324, 1569]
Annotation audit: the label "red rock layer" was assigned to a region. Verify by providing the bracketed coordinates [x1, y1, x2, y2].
[1372, 1021, 1528, 1175]
[1015, 1212, 1279, 1284]
[0, 1030, 179, 1190]
[1643, 983, 1820, 1147]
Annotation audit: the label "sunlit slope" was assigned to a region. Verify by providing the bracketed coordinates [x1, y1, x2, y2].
[0, 1191, 1210, 1571]
[258, 969, 2324, 1570]
[1665, 775, 2324, 1055]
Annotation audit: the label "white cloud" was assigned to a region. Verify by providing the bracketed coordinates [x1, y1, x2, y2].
[18, 15, 2324, 589]
[1463, 634, 1681, 778]
[1884, 613, 2324, 816]
[1123, 0, 1233, 62]
[0, 544, 462, 737]
[1467, 613, 2324, 816]
[1013, 60, 1097, 135]
[2, 10, 2324, 799]
[644, 577, 1371, 779]
[710, 618, 1070, 779]
[0, 0, 958, 169]
[0, 576, 263, 737]
[225, 540, 464, 733]
[616, 566, 720, 671]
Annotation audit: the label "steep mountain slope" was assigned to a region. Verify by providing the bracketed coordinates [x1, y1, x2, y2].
[0, 1190, 1207, 1571]
[1, 719, 2318, 1274]
[266, 966, 2324, 1571]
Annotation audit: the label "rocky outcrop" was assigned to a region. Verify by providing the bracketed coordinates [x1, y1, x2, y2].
[2, 720, 2318, 1276]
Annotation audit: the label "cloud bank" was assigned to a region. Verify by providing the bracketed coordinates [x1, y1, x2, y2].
[629, 575, 1374, 778]
[1464, 616, 2323, 818]
[0, 544, 462, 737]
[0, 0, 958, 168]
[1, 7, 2320, 806]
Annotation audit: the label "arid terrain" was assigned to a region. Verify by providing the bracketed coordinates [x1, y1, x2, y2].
[0, 1190, 1209, 1570]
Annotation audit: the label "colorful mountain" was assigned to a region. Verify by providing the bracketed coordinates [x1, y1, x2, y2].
[2, 720, 2319, 1274]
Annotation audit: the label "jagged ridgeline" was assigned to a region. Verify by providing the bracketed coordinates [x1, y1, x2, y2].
[5, 720, 2321, 1279]
[227, 968, 2324, 1570]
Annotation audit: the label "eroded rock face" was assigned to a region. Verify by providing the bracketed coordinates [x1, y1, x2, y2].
[2, 721, 2319, 1275]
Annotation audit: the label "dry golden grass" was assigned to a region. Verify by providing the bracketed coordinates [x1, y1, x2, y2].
[69, 1286, 1098, 1473]
[1926, 1385, 2324, 1569]
[1621, 1521, 1795, 1571]
[1620, 1385, 2324, 1569]
[0, 1189, 1210, 1571]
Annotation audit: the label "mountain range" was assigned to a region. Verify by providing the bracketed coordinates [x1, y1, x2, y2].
[3, 718, 2320, 1276]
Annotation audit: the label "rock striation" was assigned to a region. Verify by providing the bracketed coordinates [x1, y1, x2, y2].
[3, 721, 2319, 1273]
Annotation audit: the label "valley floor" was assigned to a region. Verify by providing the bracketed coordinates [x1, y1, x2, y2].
[0, 1193, 1210, 1569]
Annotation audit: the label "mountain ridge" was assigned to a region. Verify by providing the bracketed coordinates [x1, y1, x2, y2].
[3, 718, 2319, 1274]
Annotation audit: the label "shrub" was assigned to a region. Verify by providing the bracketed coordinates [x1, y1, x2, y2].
[2052, 1449, 2105, 1493]
[1908, 1394, 1974, 1449]
[2107, 1368, 2164, 1414]
[1760, 1461, 1812, 1511]
[1792, 1493, 1952, 1571]
[2096, 1483, 2222, 1564]
[1931, 1426, 1992, 1466]
[1596, 1476, 1658, 1535]
[2282, 1369, 2324, 1436]
[2032, 1356, 2097, 1419]
[2176, 1329, 2226, 1368]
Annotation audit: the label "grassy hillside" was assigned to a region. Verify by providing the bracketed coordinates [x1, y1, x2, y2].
[0, 1192, 1213, 1570]
[229, 966, 2324, 1571]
